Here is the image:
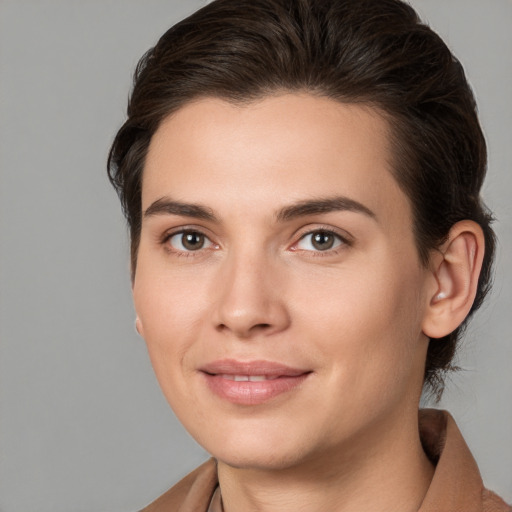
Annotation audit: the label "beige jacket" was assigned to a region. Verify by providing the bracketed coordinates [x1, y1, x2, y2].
[141, 410, 511, 512]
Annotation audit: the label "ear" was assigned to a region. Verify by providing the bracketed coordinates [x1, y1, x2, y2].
[135, 316, 144, 337]
[422, 220, 485, 339]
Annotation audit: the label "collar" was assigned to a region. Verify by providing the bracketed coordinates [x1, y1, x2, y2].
[418, 408, 484, 511]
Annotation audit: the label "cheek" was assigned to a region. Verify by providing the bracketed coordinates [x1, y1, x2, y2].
[132, 264, 210, 389]
[133, 253, 210, 335]
[292, 259, 426, 388]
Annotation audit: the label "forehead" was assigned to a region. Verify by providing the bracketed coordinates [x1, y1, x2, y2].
[142, 94, 410, 227]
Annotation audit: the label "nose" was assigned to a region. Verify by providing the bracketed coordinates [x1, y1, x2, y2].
[212, 250, 291, 339]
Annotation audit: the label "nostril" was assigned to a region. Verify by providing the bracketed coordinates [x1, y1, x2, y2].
[255, 323, 271, 329]
[215, 322, 273, 337]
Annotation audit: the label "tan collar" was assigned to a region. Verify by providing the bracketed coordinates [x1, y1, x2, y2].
[418, 408, 484, 511]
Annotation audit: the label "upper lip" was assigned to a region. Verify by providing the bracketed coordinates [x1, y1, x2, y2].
[200, 359, 310, 377]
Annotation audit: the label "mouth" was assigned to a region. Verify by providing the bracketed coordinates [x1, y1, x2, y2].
[199, 359, 312, 405]
[219, 374, 281, 382]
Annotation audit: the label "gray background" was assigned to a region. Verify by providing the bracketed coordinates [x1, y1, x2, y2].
[0, 0, 510, 510]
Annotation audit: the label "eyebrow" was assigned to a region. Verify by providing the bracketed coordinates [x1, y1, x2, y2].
[275, 196, 376, 222]
[144, 197, 217, 221]
[143, 195, 376, 223]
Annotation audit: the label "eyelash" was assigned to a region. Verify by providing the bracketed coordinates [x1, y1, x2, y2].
[161, 228, 218, 257]
[291, 227, 351, 256]
[160, 227, 352, 257]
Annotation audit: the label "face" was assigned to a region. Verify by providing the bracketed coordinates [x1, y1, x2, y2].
[134, 94, 433, 471]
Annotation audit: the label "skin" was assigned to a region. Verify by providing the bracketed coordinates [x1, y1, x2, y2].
[133, 94, 480, 511]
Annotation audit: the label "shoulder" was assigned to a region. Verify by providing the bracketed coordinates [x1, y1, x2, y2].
[139, 458, 218, 512]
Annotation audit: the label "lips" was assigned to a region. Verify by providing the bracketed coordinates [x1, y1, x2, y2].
[200, 359, 311, 405]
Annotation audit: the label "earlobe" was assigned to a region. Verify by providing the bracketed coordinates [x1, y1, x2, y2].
[422, 220, 485, 339]
[135, 317, 144, 337]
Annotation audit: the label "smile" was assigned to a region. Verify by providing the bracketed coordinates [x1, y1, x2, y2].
[200, 359, 311, 405]
[220, 375, 280, 382]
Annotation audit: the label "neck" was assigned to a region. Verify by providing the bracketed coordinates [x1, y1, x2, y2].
[217, 408, 434, 512]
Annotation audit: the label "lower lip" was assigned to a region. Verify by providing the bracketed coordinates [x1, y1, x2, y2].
[202, 373, 310, 405]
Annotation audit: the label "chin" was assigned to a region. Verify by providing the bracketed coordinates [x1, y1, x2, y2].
[214, 447, 305, 472]
[197, 424, 319, 472]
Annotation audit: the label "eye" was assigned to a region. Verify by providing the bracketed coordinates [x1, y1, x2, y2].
[295, 230, 345, 252]
[167, 230, 214, 252]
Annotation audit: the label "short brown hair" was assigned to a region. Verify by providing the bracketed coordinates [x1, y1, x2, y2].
[107, 0, 495, 397]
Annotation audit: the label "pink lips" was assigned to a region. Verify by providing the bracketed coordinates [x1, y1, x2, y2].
[200, 359, 311, 405]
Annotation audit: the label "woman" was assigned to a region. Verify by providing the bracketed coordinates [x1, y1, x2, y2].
[107, 0, 511, 510]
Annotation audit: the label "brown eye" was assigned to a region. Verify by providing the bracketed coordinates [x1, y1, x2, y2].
[182, 232, 205, 250]
[311, 231, 335, 250]
[168, 231, 213, 252]
[296, 230, 344, 252]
